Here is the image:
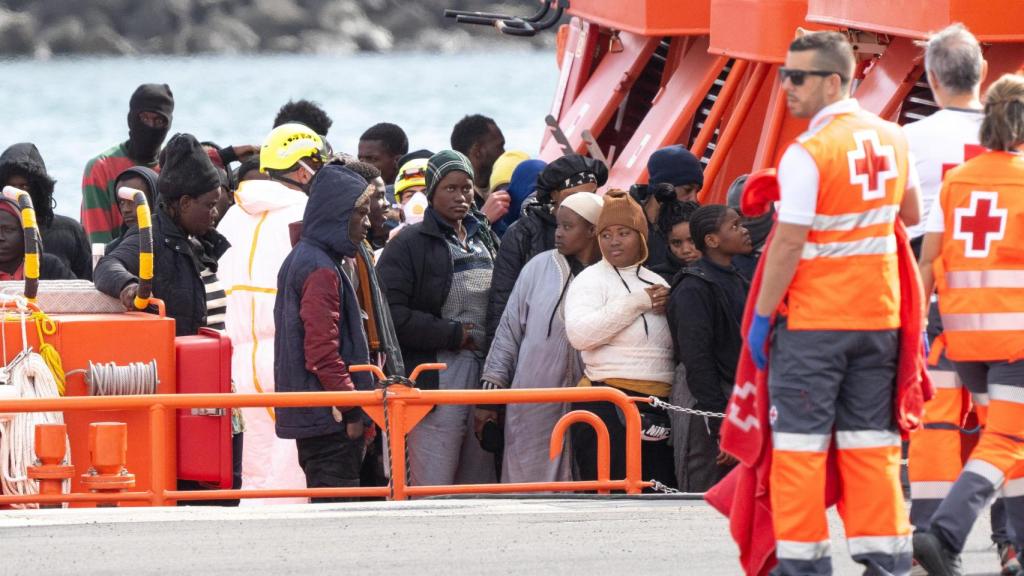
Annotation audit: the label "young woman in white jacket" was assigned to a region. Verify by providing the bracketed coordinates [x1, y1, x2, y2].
[564, 190, 677, 488]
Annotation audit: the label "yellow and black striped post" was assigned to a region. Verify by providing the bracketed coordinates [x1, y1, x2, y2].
[117, 187, 153, 310]
[2, 185, 41, 302]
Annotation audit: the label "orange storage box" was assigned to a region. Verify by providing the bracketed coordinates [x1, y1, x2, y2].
[807, 0, 1024, 42]
[567, 0, 711, 36]
[710, 0, 835, 63]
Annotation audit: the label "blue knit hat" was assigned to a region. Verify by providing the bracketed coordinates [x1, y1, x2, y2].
[647, 145, 703, 188]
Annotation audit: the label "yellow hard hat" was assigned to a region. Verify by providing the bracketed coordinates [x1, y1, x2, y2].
[260, 123, 325, 173]
[394, 158, 429, 202]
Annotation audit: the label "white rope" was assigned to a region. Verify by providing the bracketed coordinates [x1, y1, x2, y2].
[0, 305, 69, 509]
[84, 360, 158, 396]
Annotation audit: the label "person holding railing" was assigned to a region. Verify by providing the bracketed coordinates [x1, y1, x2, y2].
[564, 189, 677, 489]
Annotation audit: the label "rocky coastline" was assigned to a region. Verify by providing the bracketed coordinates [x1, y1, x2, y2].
[0, 0, 552, 58]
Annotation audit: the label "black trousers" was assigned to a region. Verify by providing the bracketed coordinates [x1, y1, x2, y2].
[296, 430, 366, 503]
[571, 400, 676, 491]
[682, 415, 733, 493]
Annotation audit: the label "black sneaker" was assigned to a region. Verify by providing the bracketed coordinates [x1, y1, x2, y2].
[913, 531, 964, 576]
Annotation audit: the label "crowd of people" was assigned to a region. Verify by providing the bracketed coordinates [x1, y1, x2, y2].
[0, 20, 1022, 576]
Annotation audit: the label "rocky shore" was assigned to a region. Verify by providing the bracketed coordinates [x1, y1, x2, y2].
[0, 0, 552, 57]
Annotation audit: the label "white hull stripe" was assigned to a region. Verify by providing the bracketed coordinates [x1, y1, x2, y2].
[777, 539, 832, 560]
[1003, 477, 1024, 498]
[812, 205, 898, 232]
[972, 392, 990, 407]
[988, 384, 1024, 405]
[942, 312, 1024, 332]
[773, 432, 830, 453]
[928, 370, 960, 389]
[835, 430, 900, 449]
[911, 481, 955, 500]
[802, 235, 896, 260]
[946, 269, 1024, 289]
[964, 459, 1006, 488]
[847, 535, 911, 557]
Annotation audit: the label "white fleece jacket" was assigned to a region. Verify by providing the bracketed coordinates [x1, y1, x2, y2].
[564, 259, 675, 384]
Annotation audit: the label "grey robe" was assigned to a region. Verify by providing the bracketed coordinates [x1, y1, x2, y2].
[482, 250, 584, 483]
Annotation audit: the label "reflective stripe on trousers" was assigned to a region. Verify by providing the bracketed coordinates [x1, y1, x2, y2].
[768, 321, 910, 575]
[908, 370, 964, 531]
[926, 360, 1024, 553]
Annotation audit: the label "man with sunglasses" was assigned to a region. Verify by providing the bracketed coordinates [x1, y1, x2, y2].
[746, 31, 922, 575]
[215, 123, 329, 503]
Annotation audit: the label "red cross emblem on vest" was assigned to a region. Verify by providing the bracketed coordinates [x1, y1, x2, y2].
[954, 191, 1007, 258]
[847, 130, 898, 201]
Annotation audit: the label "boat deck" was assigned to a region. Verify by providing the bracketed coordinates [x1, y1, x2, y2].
[0, 498, 1003, 574]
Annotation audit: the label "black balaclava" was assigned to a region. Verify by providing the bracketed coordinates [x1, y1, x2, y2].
[127, 84, 174, 164]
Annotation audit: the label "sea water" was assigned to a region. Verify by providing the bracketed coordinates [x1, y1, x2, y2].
[0, 51, 558, 217]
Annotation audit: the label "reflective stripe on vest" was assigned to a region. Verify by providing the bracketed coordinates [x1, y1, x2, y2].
[942, 312, 1024, 332]
[810, 204, 899, 233]
[945, 269, 1024, 289]
[802, 235, 896, 260]
[784, 110, 907, 331]
[936, 151, 1024, 362]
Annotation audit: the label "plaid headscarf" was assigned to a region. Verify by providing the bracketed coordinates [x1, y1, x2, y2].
[425, 150, 475, 199]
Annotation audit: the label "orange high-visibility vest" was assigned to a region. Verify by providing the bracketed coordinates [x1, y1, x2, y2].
[786, 110, 909, 330]
[936, 151, 1024, 362]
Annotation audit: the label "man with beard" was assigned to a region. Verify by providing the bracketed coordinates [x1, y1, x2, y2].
[82, 83, 174, 244]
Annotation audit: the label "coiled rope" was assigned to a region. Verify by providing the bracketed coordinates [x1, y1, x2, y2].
[73, 360, 159, 396]
[0, 304, 69, 508]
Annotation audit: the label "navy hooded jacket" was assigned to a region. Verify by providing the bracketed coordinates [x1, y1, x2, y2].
[274, 165, 373, 440]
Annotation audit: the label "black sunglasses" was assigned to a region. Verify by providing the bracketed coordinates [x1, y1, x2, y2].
[778, 68, 846, 86]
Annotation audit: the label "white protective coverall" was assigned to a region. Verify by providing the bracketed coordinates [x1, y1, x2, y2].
[218, 178, 307, 504]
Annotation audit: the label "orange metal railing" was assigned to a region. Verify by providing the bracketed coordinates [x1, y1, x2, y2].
[0, 364, 651, 506]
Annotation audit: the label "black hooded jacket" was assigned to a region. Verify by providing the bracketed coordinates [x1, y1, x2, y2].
[274, 165, 373, 439]
[0, 143, 92, 280]
[667, 259, 749, 427]
[94, 207, 230, 337]
[105, 165, 160, 255]
[486, 200, 556, 345]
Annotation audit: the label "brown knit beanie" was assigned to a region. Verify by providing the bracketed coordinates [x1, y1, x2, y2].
[597, 189, 649, 265]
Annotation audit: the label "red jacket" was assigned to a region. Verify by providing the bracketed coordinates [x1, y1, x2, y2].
[704, 169, 932, 575]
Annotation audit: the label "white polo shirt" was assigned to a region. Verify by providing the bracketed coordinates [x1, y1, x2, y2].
[905, 107, 984, 237]
[777, 98, 921, 227]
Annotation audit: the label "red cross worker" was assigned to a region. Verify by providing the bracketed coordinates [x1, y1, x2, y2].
[913, 72, 1024, 575]
[746, 31, 923, 575]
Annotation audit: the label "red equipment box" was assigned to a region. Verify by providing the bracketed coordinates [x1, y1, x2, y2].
[175, 328, 233, 489]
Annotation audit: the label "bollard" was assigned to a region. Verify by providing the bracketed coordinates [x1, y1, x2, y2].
[81, 422, 135, 507]
[26, 423, 75, 509]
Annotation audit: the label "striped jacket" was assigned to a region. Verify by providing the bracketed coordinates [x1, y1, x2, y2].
[80, 142, 158, 244]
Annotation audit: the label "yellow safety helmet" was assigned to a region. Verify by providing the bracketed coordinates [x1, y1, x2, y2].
[394, 158, 429, 202]
[259, 123, 326, 173]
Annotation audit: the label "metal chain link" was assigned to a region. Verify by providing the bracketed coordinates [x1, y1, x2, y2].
[648, 479, 682, 494]
[379, 385, 395, 500]
[648, 396, 726, 419]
